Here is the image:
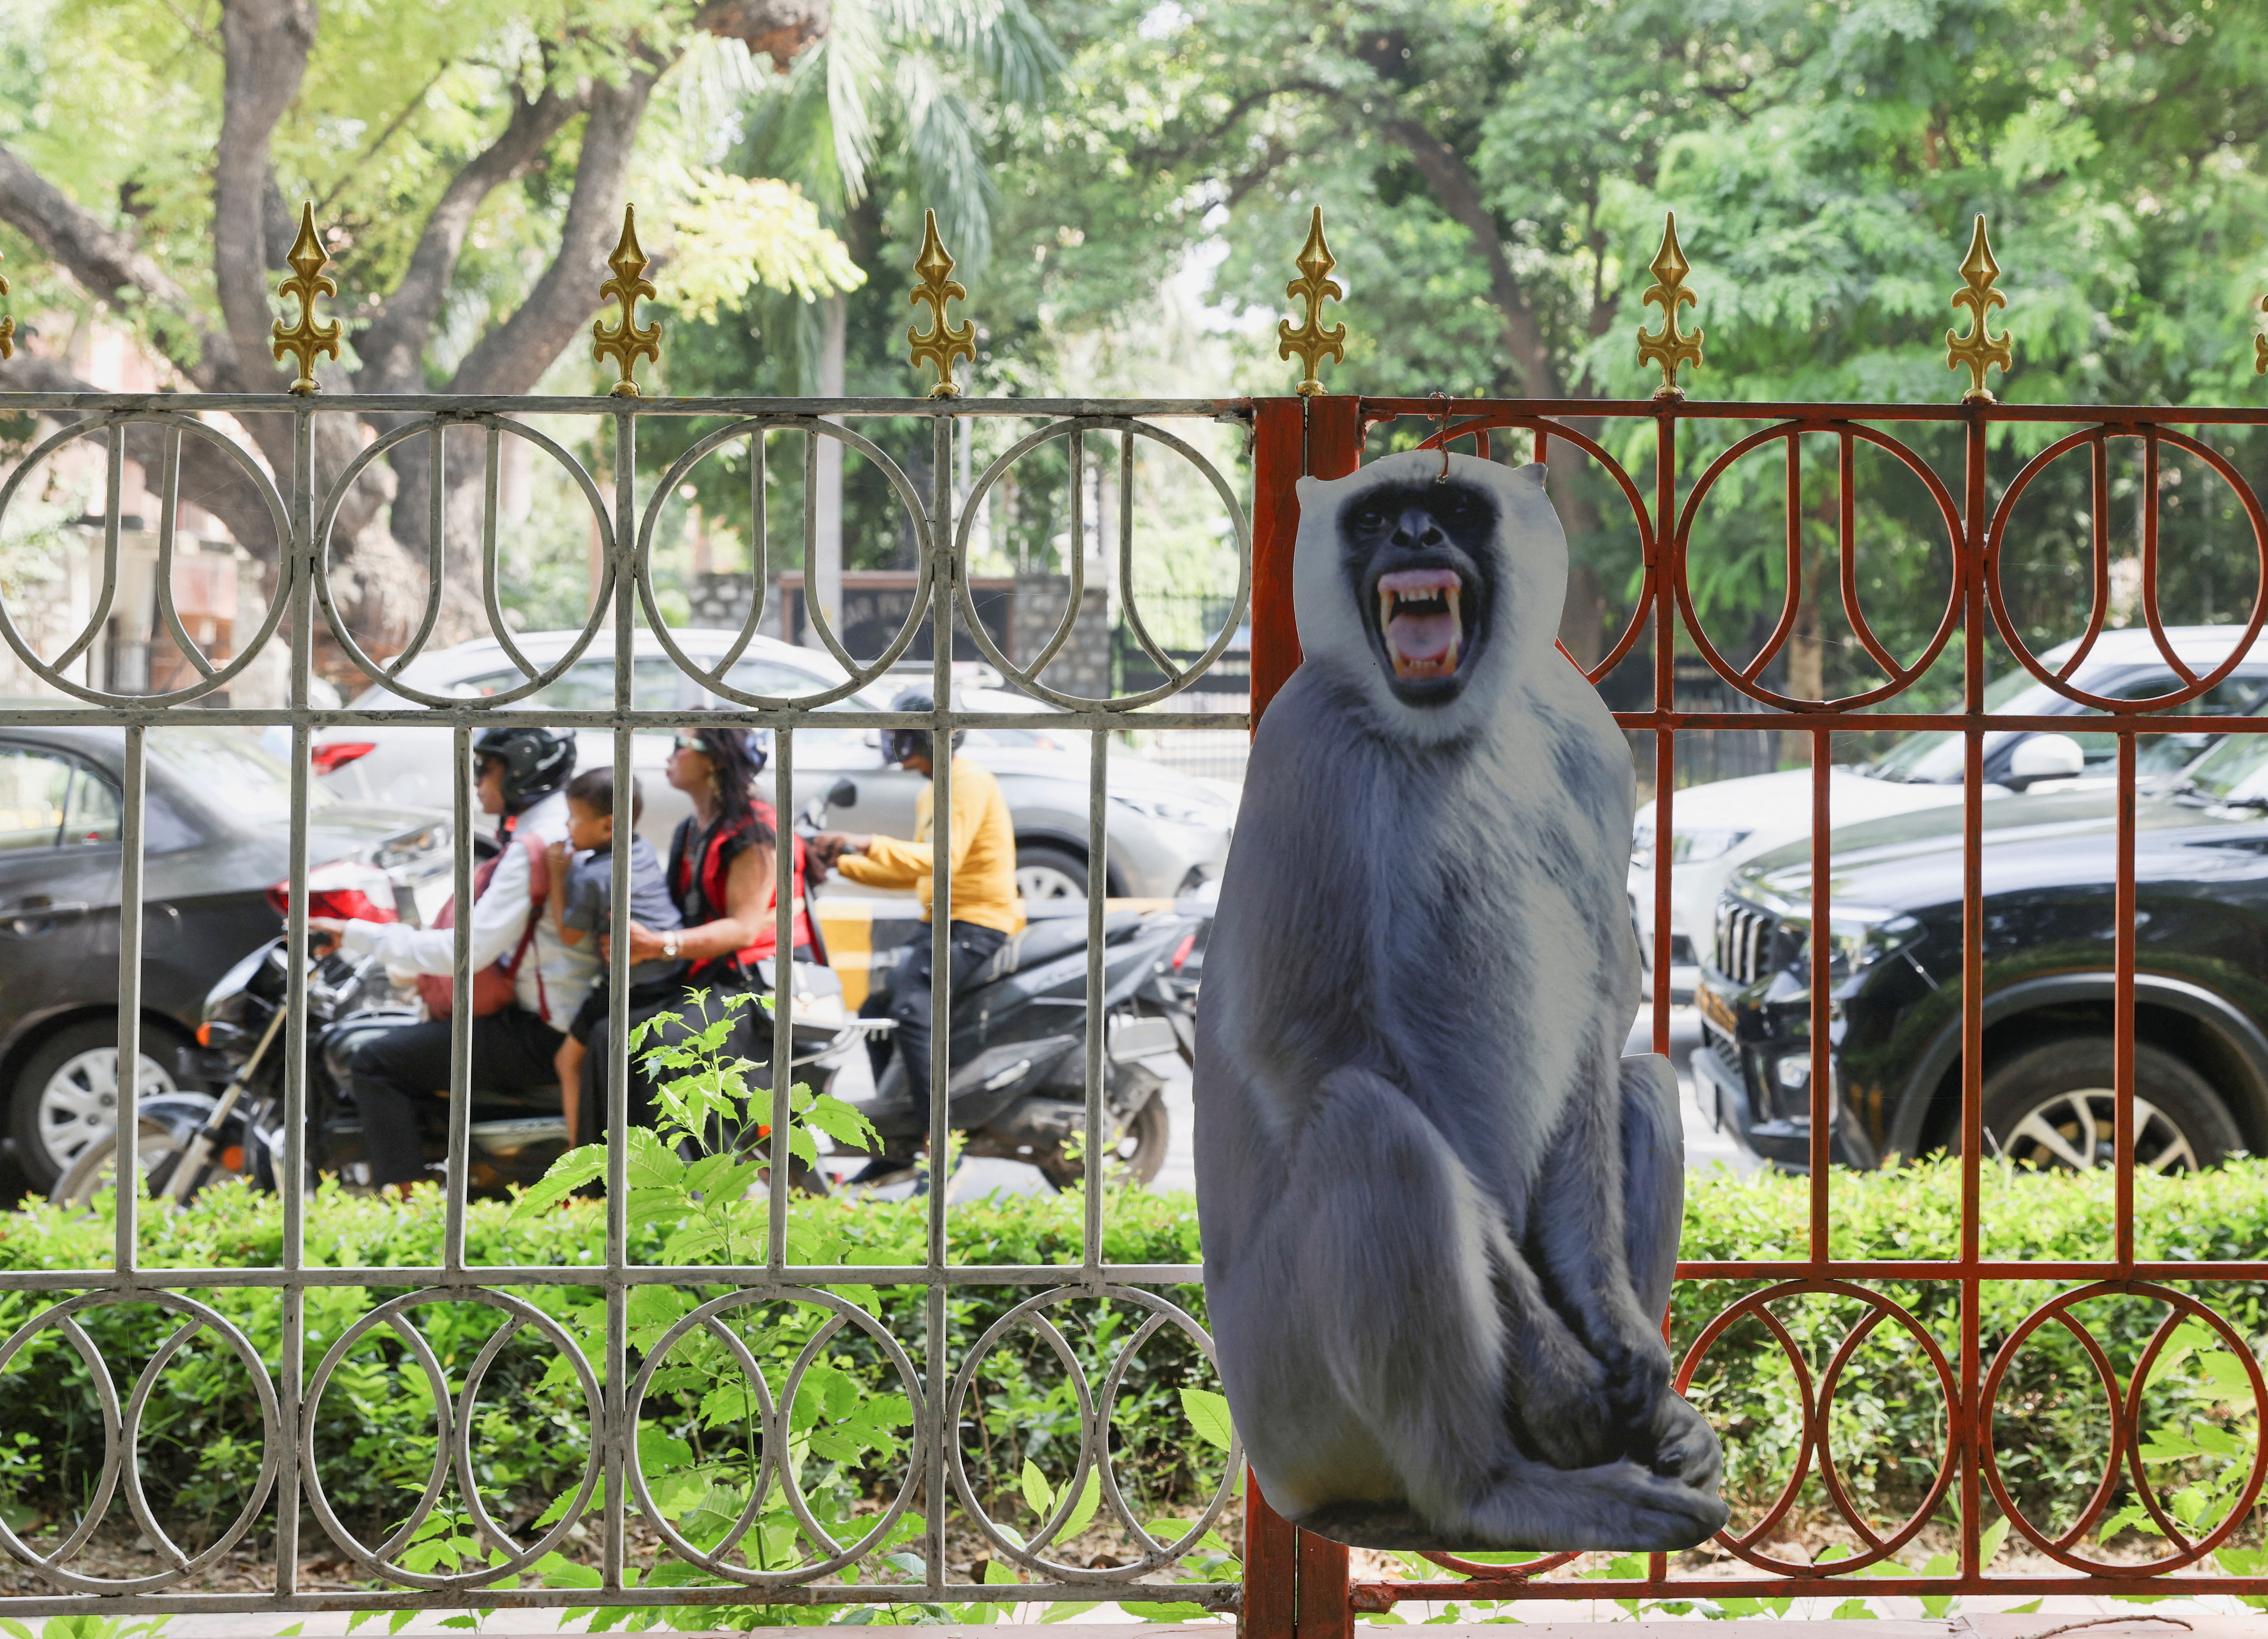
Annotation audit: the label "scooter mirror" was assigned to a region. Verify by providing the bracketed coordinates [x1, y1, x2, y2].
[826, 778, 859, 809]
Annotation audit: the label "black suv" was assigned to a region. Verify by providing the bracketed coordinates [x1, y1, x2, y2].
[1692, 729, 2268, 1173]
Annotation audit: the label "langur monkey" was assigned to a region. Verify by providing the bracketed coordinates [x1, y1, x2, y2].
[1193, 450, 1728, 1551]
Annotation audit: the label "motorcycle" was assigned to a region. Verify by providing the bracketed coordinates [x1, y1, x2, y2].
[49, 934, 873, 1210]
[809, 778, 1207, 1190]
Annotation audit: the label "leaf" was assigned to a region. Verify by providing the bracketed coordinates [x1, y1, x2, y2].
[1122, 1603, 1209, 1622]
[1059, 1466, 1102, 1541]
[983, 1556, 1020, 1585]
[804, 1094, 884, 1152]
[535, 1550, 603, 1590]
[1979, 1514, 2009, 1569]
[1039, 1603, 1099, 1623]
[1019, 1459, 1053, 1519]
[388, 1613, 420, 1635]
[1181, 1387, 1233, 1451]
[1827, 1599, 1875, 1619]
[625, 1127, 685, 1191]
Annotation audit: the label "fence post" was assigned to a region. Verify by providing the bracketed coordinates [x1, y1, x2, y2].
[1240, 393, 1363, 1639]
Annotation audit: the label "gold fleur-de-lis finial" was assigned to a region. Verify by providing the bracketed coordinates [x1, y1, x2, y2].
[906, 209, 974, 398]
[0, 250, 14, 362]
[271, 202, 341, 394]
[1636, 212, 1703, 400]
[1277, 206, 1346, 397]
[593, 205, 660, 398]
[2254, 294, 2267, 377]
[1946, 214, 2014, 403]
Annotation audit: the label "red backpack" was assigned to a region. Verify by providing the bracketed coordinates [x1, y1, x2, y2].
[416, 832, 552, 1021]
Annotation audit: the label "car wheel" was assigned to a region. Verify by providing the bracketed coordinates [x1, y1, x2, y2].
[1016, 844, 1089, 903]
[10, 1021, 180, 1190]
[1981, 1036, 2240, 1173]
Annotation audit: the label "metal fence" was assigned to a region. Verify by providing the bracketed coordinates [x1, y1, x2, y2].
[0, 389, 1252, 1623]
[4, 200, 2268, 1633]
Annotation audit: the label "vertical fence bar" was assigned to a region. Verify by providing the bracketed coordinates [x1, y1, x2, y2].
[602, 406, 634, 1592]
[113, 724, 143, 1277]
[2115, 731, 2137, 1269]
[1652, 410, 1677, 1058]
[1958, 404, 1988, 1581]
[1809, 724, 1832, 1251]
[925, 407, 953, 1604]
[276, 400, 318, 1597]
[448, 723, 474, 1270]
[767, 721, 794, 1271]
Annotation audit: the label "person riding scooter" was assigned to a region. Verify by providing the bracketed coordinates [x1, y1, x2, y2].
[310, 727, 596, 1196]
[811, 690, 1024, 1184]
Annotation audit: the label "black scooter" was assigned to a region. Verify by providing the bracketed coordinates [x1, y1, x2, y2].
[807, 781, 1207, 1189]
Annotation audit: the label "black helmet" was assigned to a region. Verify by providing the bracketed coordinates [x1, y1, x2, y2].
[473, 726, 576, 815]
[884, 690, 964, 768]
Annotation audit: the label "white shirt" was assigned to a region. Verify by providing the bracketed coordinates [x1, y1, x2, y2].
[337, 791, 600, 1028]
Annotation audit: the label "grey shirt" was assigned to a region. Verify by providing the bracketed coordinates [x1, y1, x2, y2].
[562, 837, 686, 988]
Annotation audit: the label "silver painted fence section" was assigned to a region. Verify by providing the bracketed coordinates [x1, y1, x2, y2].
[0, 394, 1253, 1618]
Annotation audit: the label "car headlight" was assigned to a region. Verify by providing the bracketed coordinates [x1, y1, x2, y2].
[1634, 824, 1751, 870]
[1110, 793, 1222, 827]
[1811, 908, 1925, 983]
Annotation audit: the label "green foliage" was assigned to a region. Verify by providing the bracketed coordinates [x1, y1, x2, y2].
[8, 1159, 2268, 1618]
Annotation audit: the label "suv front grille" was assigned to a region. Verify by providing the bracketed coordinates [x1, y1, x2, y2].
[1715, 897, 1781, 985]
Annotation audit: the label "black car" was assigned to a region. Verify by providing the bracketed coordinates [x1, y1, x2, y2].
[0, 723, 449, 1190]
[1692, 729, 2268, 1173]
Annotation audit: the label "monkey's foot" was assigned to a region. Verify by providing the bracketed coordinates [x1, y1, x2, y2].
[1464, 1459, 1730, 1553]
[1642, 1392, 1725, 1494]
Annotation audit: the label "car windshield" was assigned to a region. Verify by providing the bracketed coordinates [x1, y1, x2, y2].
[2177, 731, 2268, 803]
[1865, 669, 2053, 783]
[148, 727, 332, 821]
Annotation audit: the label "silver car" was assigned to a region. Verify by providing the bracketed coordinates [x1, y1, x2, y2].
[312, 629, 1233, 901]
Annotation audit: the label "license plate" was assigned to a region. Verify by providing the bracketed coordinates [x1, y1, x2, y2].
[1696, 981, 1737, 1038]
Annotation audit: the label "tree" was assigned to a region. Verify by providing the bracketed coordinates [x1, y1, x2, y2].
[0, 0, 856, 671]
[1014, 0, 2268, 703]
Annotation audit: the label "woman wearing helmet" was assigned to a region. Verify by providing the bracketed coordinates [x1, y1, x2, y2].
[311, 727, 600, 1195]
[595, 719, 816, 1140]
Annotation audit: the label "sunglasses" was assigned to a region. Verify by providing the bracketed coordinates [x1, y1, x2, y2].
[672, 734, 706, 752]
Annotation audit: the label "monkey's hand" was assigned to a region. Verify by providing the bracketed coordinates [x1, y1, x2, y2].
[1508, 1322, 1621, 1471]
[1639, 1391, 1723, 1496]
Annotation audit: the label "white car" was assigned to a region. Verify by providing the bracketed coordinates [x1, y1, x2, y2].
[1633, 626, 2268, 999]
[312, 629, 1234, 902]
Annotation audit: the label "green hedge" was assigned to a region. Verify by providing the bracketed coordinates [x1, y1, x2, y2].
[0, 1160, 2262, 1581]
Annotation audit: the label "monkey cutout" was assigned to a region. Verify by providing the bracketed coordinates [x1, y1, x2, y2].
[1193, 449, 1728, 1551]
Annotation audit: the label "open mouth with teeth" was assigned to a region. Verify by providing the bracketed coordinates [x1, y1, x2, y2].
[1376, 567, 1470, 682]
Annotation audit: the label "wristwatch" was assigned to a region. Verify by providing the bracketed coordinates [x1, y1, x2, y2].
[663, 932, 680, 959]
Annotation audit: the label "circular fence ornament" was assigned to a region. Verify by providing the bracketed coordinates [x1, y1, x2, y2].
[944, 1285, 1242, 1585]
[0, 1290, 282, 1594]
[623, 1286, 927, 1587]
[300, 1288, 602, 1592]
[632, 417, 938, 707]
[954, 418, 1252, 711]
[311, 415, 619, 706]
[0, 413, 295, 707]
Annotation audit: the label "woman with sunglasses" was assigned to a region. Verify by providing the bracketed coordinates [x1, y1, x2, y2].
[586, 722, 814, 1137]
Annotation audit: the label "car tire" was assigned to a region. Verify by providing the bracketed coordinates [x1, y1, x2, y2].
[10, 1021, 180, 1191]
[1980, 1035, 2240, 1173]
[1016, 844, 1089, 903]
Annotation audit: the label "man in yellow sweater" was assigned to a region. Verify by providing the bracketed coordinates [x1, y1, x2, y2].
[813, 690, 1025, 1183]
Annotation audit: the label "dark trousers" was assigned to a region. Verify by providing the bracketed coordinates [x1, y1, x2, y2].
[860, 921, 1008, 1150]
[347, 1009, 565, 1187]
[575, 977, 742, 1149]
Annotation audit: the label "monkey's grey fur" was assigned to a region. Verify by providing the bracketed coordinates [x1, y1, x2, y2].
[1193, 449, 1729, 1552]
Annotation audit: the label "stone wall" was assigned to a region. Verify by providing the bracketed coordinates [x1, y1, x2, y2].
[1011, 571, 1112, 695]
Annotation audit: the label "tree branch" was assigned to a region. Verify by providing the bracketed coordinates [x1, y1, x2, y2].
[0, 144, 238, 390]
[448, 62, 667, 395]
[214, 0, 316, 390]
[355, 80, 586, 393]
[1376, 112, 1563, 396]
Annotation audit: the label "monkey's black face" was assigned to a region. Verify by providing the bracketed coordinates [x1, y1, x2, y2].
[1338, 478, 1497, 707]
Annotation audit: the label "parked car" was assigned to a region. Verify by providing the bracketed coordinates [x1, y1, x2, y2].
[313, 630, 1233, 901]
[0, 724, 450, 1190]
[1633, 627, 2268, 1000]
[1690, 726, 2268, 1174]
